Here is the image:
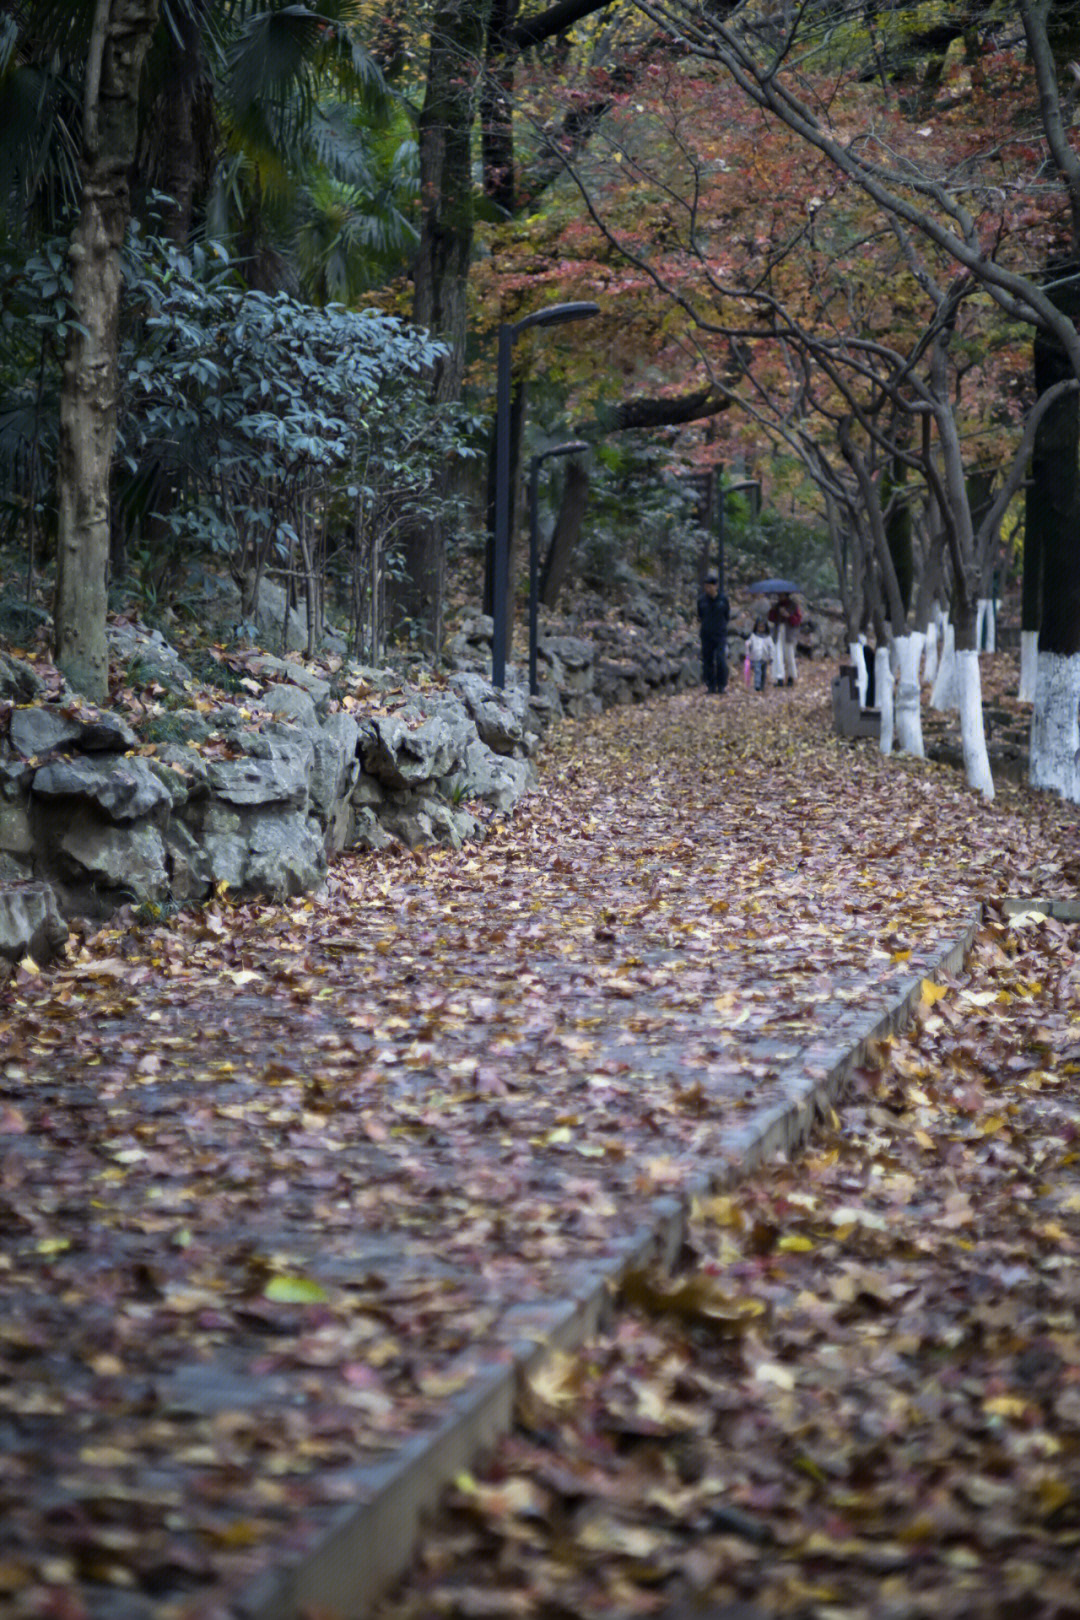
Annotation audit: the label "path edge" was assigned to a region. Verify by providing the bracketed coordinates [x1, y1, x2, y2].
[235, 906, 982, 1620]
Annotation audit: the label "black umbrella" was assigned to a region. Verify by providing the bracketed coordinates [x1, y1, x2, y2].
[747, 578, 800, 594]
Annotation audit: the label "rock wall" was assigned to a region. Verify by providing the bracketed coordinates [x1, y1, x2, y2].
[0, 616, 698, 963]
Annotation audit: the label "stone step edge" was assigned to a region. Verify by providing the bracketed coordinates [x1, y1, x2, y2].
[234, 907, 982, 1620]
[1001, 896, 1080, 921]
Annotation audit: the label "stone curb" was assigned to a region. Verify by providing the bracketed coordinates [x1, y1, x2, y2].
[236, 907, 982, 1620]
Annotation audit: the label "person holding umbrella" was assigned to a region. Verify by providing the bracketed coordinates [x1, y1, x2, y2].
[767, 589, 802, 687]
[697, 569, 730, 694]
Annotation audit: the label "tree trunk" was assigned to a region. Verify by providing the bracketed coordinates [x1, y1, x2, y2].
[884, 456, 914, 618]
[482, 0, 518, 214]
[956, 648, 994, 800]
[55, 0, 160, 702]
[1031, 651, 1080, 801]
[1032, 324, 1080, 658]
[158, 0, 208, 244]
[539, 456, 590, 608]
[894, 632, 925, 757]
[875, 643, 895, 755]
[402, 0, 486, 654]
[1029, 313, 1080, 793]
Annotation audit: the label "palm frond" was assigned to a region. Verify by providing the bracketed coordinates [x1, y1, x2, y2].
[310, 105, 378, 191]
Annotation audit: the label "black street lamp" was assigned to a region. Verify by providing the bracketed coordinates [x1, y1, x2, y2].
[716, 476, 761, 594]
[492, 302, 599, 688]
[528, 440, 589, 697]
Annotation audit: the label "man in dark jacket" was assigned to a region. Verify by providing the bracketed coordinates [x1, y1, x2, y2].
[697, 570, 730, 693]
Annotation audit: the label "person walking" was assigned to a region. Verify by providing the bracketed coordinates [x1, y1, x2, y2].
[767, 591, 802, 686]
[697, 570, 730, 694]
[746, 618, 772, 692]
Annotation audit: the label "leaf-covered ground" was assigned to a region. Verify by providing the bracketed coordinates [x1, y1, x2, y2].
[375, 911, 1080, 1620]
[2, 661, 1077, 1620]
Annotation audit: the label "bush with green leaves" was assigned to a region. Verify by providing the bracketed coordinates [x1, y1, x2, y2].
[577, 437, 706, 606]
[0, 238, 74, 569]
[731, 505, 834, 599]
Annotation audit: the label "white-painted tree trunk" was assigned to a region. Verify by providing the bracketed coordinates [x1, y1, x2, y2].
[1019, 629, 1039, 703]
[975, 598, 990, 653]
[930, 623, 958, 710]
[772, 632, 785, 683]
[923, 619, 939, 687]
[875, 644, 895, 754]
[894, 632, 925, 757]
[956, 649, 994, 799]
[849, 639, 868, 707]
[1030, 651, 1080, 802]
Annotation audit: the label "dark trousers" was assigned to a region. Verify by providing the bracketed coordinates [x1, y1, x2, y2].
[701, 636, 728, 693]
[752, 660, 767, 691]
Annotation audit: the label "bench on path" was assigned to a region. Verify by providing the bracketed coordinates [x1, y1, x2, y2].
[831, 662, 881, 740]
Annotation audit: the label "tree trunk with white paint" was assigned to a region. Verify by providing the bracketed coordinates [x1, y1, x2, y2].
[875, 644, 895, 754]
[1019, 629, 1039, 702]
[956, 649, 994, 799]
[849, 639, 868, 707]
[978, 597, 998, 653]
[932, 618, 958, 709]
[930, 622, 958, 710]
[923, 618, 939, 686]
[1030, 651, 1080, 801]
[894, 631, 925, 757]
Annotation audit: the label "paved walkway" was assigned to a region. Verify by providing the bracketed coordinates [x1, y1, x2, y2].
[3, 668, 1045, 1620]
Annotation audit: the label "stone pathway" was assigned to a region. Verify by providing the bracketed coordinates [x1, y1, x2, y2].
[3, 666, 1068, 1620]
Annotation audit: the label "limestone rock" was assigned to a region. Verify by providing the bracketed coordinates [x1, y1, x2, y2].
[148, 745, 212, 806]
[0, 881, 68, 964]
[447, 672, 526, 756]
[9, 708, 85, 758]
[31, 756, 172, 822]
[243, 809, 326, 899]
[248, 654, 332, 707]
[456, 741, 534, 812]
[358, 713, 468, 790]
[0, 798, 34, 856]
[9, 705, 138, 758]
[58, 821, 169, 902]
[164, 820, 215, 903]
[206, 735, 312, 807]
[0, 652, 45, 702]
[108, 621, 193, 689]
[258, 683, 319, 730]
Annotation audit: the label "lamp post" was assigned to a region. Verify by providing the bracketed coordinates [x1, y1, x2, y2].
[528, 440, 589, 697]
[492, 301, 599, 688]
[716, 476, 761, 595]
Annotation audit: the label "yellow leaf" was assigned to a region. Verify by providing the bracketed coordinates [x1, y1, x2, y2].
[984, 1395, 1028, 1418]
[778, 1234, 815, 1252]
[229, 969, 261, 987]
[264, 1274, 328, 1304]
[921, 980, 949, 1006]
[17, 956, 40, 976]
[207, 1520, 266, 1549]
[1037, 1478, 1072, 1516]
[692, 1195, 744, 1228]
